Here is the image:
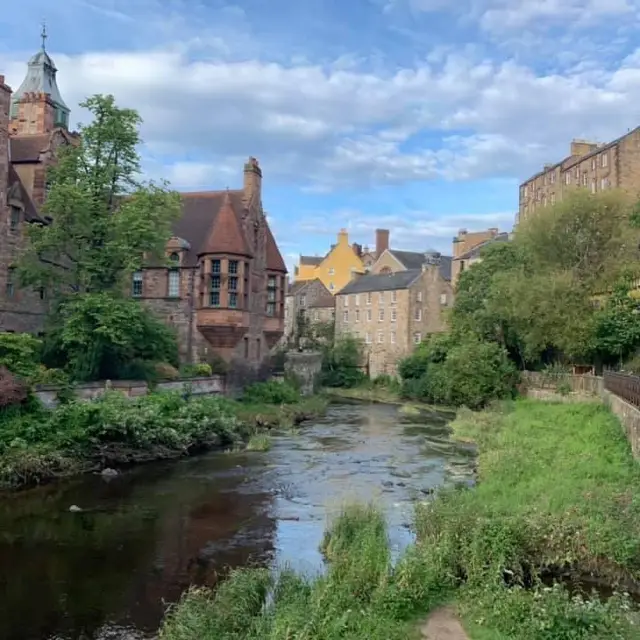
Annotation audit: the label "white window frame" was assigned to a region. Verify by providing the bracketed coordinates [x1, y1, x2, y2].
[378, 291, 384, 304]
[416, 291, 423, 303]
[377, 331, 384, 344]
[391, 308, 397, 322]
[168, 269, 180, 298]
[343, 310, 349, 323]
[355, 309, 360, 322]
[391, 290, 397, 304]
[413, 332, 422, 345]
[440, 293, 447, 306]
[390, 331, 396, 344]
[414, 308, 422, 321]
[365, 332, 372, 344]
[366, 292, 372, 305]
[378, 309, 384, 322]
[367, 309, 372, 322]
[355, 294, 360, 306]
[344, 295, 349, 307]
[601, 153, 608, 168]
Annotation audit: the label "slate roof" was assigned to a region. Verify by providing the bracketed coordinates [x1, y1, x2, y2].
[300, 255, 324, 266]
[338, 269, 423, 295]
[287, 280, 310, 296]
[456, 232, 510, 261]
[308, 291, 335, 308]
[10, 134, 50, 163]
[7, 165, 42, 223]
[200, 191, 252, 257]
[388, 250, 452, 281]
[265, 222, 287, 272]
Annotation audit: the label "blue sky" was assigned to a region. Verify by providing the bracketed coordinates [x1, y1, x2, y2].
[2, 0, 640, 271]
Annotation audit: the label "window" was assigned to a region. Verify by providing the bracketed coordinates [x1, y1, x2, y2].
[550, 172, 556, 184]
[414, 308, 422, 321]
[575, 167, 579, 179]
[565, 172, 571, 185]
[39, 287, 46, 301]
[355, 294, 360, 306]
[391, 308, 397, 322]
[229, 276, 238, 309]
[300, 294, 307, 307]
[378, 309, 384, 321]
[210, 275, 221, 306]
[440, 293, 447, 306]
[581, 172, 588, 186]
[328, 268, 335, 275]
[416, 291, 423, 303]
[366, 309, 372, 321]
[228, 260, 239, 275]
[343, 310, 349, 323]
[390, 331, 396, 344]
[132, 271, 143, 297]
[391, 291, 397, 304]
[355, 309, 360, 322]
[5, 267, 15, 298]
[212, 259, 221, 273]
[379, 292, 384, 304]
[365, 332, 372, 344]
[345, 295, 349, 307]
[377, 331, 384, 344]
[601, 153, 608, 168]
[413, 332, 422, 345]
[591, 158, 596, 170]
[10, 206, 20, 230]
[366, 292, 372, 305]
[267, 275, 277, 316]
[168, 269, 180, 297]
[590, 178, 596, 194]
[601, 177, 608, 190]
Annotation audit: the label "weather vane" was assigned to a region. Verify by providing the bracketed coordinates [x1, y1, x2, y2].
[41, 20, 47, 51]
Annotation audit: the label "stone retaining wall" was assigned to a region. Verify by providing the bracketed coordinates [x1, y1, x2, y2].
[35, 376, 225, 409]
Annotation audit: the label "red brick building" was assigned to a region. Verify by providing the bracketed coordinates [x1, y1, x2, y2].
[1, 36, 287, 373]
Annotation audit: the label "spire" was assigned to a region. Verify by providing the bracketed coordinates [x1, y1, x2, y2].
[40, 21, 47, 51]
[10, 24, 70, 131]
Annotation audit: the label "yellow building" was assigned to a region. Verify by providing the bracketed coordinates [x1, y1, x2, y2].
[293, 229, 368, 294]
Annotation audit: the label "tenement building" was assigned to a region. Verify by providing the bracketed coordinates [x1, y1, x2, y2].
[284, 278, 334, 345]
[335, 251, 454, 377]
[519, 127, 640, 224]
[0, 32, 77, 334]
[450, 227, 510, 286]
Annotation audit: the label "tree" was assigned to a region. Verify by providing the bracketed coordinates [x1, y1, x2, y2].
[18, 94, 181, 297]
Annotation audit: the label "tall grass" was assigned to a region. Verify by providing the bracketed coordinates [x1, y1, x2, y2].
[160, 400, 640, 640]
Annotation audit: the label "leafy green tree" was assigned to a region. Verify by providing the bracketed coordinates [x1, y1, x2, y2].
[0, 333, 42, 379]
[18, 94, 181, 296]
[321, 335, 366, 388]
[41, 294, 179, 382]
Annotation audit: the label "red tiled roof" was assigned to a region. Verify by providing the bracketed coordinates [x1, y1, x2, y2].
[200, 191, 252, 257]
[265, 221, 287, 273]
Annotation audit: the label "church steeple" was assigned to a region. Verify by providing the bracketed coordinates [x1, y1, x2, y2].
[10, 24, 70, 134]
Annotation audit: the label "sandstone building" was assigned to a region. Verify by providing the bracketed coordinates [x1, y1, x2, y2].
[293, 228, 389, 293]
[1, 35, 288, 374]
[335, 252, 453, 377]
[519, 127, 640, 224]
[283, 278, 334, 346]
[0, 33, 77, 334]
[451, 227, 510, 286]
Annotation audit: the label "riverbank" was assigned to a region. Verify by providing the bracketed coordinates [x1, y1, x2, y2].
[160, 398, 640, 639]
[327, 385, 453, 415]
[0, 390, 328, 490]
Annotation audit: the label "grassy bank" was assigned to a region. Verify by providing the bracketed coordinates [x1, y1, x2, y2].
[0, 388, 327, 489]
[160, 399, 640, 639]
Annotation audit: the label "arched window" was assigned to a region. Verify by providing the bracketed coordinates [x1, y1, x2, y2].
[380, 266, 392, 275]
[168, 252, 180, 297]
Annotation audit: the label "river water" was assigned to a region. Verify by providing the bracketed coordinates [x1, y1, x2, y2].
[0, 401, 476, 640]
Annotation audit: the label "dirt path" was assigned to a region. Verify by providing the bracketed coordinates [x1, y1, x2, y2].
[420, 606, 470, 640]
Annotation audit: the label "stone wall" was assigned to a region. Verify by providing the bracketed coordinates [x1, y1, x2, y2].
[285, 351, 322, 396]
[35, 376, 225, 409]
[522, 371, 639, 460]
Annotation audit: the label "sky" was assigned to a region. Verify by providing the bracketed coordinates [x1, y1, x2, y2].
[2, 0, 640, 273]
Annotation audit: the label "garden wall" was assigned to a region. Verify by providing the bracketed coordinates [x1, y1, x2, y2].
[35, 376, 225, 409]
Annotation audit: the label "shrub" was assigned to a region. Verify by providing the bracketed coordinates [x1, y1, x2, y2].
[0, 332, 42, 380]
[242, 380, 301, 405]
[181, 363, 213, 378]
[400, 333, 519, 409]
[321, 335, 366, 388]
[155, 362, 181, 380]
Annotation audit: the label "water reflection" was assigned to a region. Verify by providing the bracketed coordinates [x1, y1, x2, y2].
[0, 402, 475, 640]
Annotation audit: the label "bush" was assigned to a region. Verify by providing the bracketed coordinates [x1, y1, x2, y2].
[0, 332, 42, 380]
[181, 363, 213, 378]
[400, 334, 519, 409]
[0, 366, 29, 410]
[321, 335, 366, 388]
[242, 380, 301, 405]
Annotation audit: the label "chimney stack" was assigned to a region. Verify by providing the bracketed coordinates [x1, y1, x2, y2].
[243, 156, 262, 207]
[375, 229, 389, 256]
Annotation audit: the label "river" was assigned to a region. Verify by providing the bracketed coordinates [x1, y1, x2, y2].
[0, 401, 476, 640]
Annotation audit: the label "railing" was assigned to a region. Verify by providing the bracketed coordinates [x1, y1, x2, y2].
[603, 371, 640, 408]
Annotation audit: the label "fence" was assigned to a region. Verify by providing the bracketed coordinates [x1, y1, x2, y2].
[603, 371, 640, 409]
[521, 371, 604, 395]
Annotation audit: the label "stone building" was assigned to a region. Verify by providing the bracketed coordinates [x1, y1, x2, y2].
[451, 228, 510, 286]
[135, 158, 288, 372]
[335, 252, 453, 377]
[519, 127, 640, 225]
[283, 278, 334, 344]
[293, 228, 389, 293]
[0, 33, 77, 334]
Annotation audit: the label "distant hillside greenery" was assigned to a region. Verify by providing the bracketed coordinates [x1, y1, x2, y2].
[396, 189, 640, 408]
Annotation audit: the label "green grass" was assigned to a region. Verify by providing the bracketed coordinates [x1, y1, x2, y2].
[246, 433, 272, 452]
[160, 399, 640, 640]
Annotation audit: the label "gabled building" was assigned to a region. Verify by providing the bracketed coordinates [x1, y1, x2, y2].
[335, 251, 453, 377]
[283, 278, 334, 344]
[135, 157, 288, 372]
[293, 228, 389, 294]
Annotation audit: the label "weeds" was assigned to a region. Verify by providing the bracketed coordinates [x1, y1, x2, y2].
[246, 433, 272, 452]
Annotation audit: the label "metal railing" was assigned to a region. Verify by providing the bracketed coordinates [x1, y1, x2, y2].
[603, 370, 640, 408]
